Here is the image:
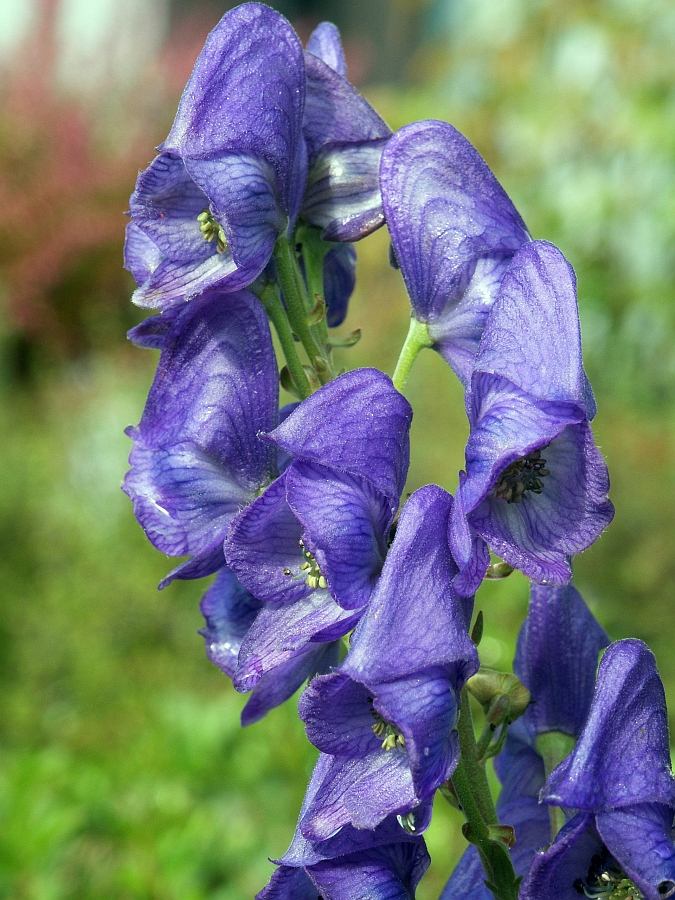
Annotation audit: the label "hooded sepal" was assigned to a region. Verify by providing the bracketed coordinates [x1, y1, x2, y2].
[298, 487, 478, 835]
[542, 639, 674, 812]
[301, 52, 390, 241]
[380, 119, 529, 383]
[515, 583, 609, 738]
[306, 21, 347, 76]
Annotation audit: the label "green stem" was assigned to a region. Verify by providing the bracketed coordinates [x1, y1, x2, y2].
[391, 317, 432, 391]
[298, 224, 331, 348]
[259, 285, 311, 400]
[274, 236, 333, 384]
[456, 691, 498, 824]
[450, 691, 520, 900]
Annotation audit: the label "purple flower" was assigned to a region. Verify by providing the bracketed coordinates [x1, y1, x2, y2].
[125, 6, 389, 311]
[199, 567, 339, 725]
[224, 368, 412, 706]
[259, 755, 431, 898]
[522, 639, 675, 900]
[301, 22, 391, 242]
[443, 582, 610, 899]
[123, 289, 278, 586]
[296, 486, 479, 839]
[449, 240, 614, 586]
[124, 314, 410, 713]
[380, 119, 530, 384]
[126, 3, 307, 309]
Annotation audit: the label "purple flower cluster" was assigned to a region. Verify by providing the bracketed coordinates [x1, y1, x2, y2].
[445, 586, 675, 899]
[122, 4, 672, 898]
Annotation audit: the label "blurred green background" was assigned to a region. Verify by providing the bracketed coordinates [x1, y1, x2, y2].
[1, 0, 673, 897]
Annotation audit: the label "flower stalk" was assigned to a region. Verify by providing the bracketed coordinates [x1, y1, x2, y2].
[259, 284, 312, 400]
[450, 690, 520, 900]
[392, 316, 432, 391]
[273, 236, 333, 384]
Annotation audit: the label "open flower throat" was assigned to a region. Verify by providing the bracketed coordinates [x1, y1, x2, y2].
[493, 448, 550, 504]
[368, 698, 406, 751]
[574, 852, 644, 899]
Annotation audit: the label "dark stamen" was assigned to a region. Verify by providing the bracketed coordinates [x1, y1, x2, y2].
[493, 448, 550, 503]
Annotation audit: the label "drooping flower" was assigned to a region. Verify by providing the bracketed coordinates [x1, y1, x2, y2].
[449, 239, 614, 586]
[224, 368, 413, 702]
[122, 289, 278, 586]
[127, 3, 307, 309]
[443, 582, 610, 898]
[199, 567, 340, 725]
[522, 639, 675, 900]
[258, 754, 431, 899]
[125, 5, 389, 311]
[296, 486, 479, 840]
[380, 119, 530, 384]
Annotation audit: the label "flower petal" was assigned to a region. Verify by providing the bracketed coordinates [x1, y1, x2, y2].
[299, 671, 383, 758]
[300, 752, 417, 839]
[543, 640, 675, 811]
[265, 369, 411, 510]
[380, 119, 528, 329]
[596, 804, 675, 900]
[224, 473, 309, 607]
[123, 291, 277, 574]
[282, 756, 430, 868]
[184, 153, 284, 285]
[374, 670, 461, 800]
[303, 52, 389, 161]
[441, 847, 493, 899]
[428, 252, 513, 384]
[324, 243, 356, 327]
[131, 252, 244, 309]
[164, 3, 305, 218]
[158, 541, 226, 588]
[306, 21, 347, 76]
[124, 222, 161, 285]
[286, 461, 391, 610]
[199, 567, 262, 679]
[515, 583, 609, 737]
[241, 641, 339, 726]
[456, 378, 612, 584]
[257, 867, 317, 900]
[475, 240, 596, 417]
[519, 813, 601, 900]
[127, 309, 179, 350]
[302, 139, 389, 241]
[235, 593, 356, 693]
[123, 441, 250, 561]
[309, 841, 431, 899]
[129, 152, 211, 264]
[126, 290, 277, 480]
[346, 485, 478, 683]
